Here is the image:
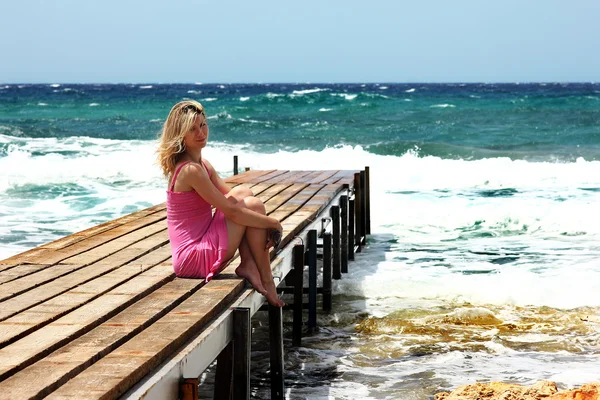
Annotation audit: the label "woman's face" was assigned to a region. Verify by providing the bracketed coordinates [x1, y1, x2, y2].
[183, 113, 209, 151]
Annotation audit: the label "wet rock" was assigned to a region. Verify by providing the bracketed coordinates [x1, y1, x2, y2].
[434, 381, 600, 400]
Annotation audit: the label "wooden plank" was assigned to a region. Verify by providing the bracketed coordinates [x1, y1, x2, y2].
[299, 170, 339, 184]
[254, 183, 294, 203]
[320, 170, 359, 185]
[0, 264, 83, 302]
[0, 226, 168, 302]
[0, 264, 19, 274]
[259, 171, 312, 184]
[277, 184, 345, 249]
[0, 264, 51, 285]
[0, 264, 175, 382]
[0, 231, 170, 322]
[268, 184, 326, 222]
[40, 204, 167, 250]
[0, 244, 172, 349]
[264, 183, 310, 215]
[224, 170, 276, 184]
[45, 277, 246, 400]
[1, 211, 167, 265]
[243, 170, 290, 184]
[0, 267, 235, 399]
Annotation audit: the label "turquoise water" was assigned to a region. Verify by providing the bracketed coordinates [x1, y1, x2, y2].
[1, 83, 600, 398]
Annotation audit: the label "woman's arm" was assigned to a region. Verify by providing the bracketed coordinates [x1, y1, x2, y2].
[182, 163, 278, 230]
[203, 159, 233, 195]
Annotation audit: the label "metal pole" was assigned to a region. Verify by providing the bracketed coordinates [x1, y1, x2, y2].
[354, 173, 362, 252]
[233, 307, 250, 400]
[269, 304, 285, 400]
[307, 230, 317, 331]
[365, 166, 371, 235]
[331, 205, 341, 280]
[340, 195, 348, 273]
[292, 244, 304, 346]
[322, 232, 332, 312]
[348, 198, 355, 261]
[233, 155, 238, 175]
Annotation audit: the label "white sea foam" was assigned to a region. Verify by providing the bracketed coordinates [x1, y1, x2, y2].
[379, 86, 388, 90]
[187, 90, 201, 94]
[292, 88, 329, 95]
[37, 103, 48, 106]
[139, 85, 153, 89]
[406, 88, 416, 93]
[239, 97, 250, 101]
[50, 84, 60, 88]
[1, 141, 599, 313]
[331, 93, 357, 100]
[202, 98, 217, 102]
[430, 104, 456, 108]
[89, 103, 100, 107]
[319, 108, 332, 112]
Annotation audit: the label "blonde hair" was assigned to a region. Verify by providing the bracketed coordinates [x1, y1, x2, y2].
[156, 100, 206, 177]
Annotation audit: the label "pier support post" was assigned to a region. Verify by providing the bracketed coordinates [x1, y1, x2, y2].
[354, 173, 362, 252]
[340, 195, 348, 272]
[180, 378, 199, 400]
[331, 205, 341, 280]
[213, 342, 233, 400]
[360, 170, 367, 244]
[322, 232, 332, 312]
[348, 198, 355, 261]
[307, 230, 318, 331]
[233, 155, 238, 176]
[292, 244, 304, 346]
[269, 304, 285, 400]
[365, 166, 371, 235]
[233, 307, 251, 400]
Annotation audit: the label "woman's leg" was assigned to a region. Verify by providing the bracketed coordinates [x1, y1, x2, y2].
[235, 196, 284, 307]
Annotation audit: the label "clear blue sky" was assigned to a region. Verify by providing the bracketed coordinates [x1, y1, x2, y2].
[1, 0, 599, 83]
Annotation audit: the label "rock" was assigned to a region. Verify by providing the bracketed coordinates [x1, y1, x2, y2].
[549, 383, 600, 400]
[435, 382, 600, 400]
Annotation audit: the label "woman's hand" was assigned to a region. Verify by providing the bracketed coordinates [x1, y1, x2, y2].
[266, 221, 283, 249]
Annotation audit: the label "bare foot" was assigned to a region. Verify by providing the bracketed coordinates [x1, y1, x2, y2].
[262, 279, 285, 307]
[235, 261, 267, 296]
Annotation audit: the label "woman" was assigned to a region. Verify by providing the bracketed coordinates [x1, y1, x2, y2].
[157, 100, 284, 307]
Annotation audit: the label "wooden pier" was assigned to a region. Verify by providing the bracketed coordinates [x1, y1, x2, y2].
[0, 167, 371, 399]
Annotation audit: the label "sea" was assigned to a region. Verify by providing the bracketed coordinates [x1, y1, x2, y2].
[1, 83, 599, 399]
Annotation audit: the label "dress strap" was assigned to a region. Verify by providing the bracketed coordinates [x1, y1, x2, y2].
[201, 159, 211, 177]
[169, 161, 191, 191]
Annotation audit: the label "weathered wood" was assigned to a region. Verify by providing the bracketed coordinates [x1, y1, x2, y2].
[299, 170, 339, 184]
[0, 264, 20, 273]
[0, 277, 208, 399]
[0, 245, 172, 346]
[0, 264, 174, 381]
[0, 211, 167, 265]
[0, 264, 52, 285]
[44, 278, 246, 399]
[264, 183, 310, 215]
[244, 170, 290, 184]
[0, 234, 170, 322]
[224, 169, 276, 184]
[261, 170, 312, 184]
[320, 170, 359, 185]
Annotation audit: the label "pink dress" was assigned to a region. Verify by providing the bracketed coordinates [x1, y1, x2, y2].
[166, 160, 229, 281]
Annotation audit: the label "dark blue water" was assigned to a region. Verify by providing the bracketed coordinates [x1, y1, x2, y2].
[1, 83, 599, 160]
